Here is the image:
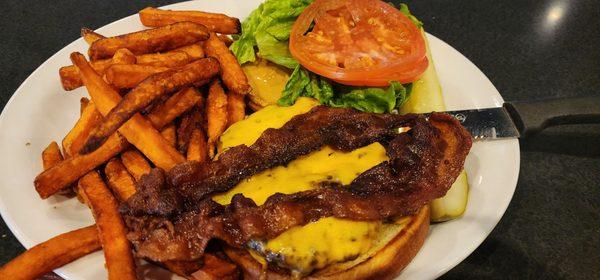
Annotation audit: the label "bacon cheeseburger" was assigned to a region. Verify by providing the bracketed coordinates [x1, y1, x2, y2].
[121, 98, 472, 279]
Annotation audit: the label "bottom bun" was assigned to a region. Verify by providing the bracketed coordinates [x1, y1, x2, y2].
[225, 206, 430, 280]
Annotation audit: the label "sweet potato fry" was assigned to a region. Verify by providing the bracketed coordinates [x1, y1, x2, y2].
[206, 80, 228, 158]
[63, 50, 197, 91]
[176, 108, 203, 154]
[0, 225, 101, 280]
[218, 34, 234, 47]
[105, 158, 137, 201]
[62, 102, 103, 157]
[113, 48, 137, 62]
[37, 54, 196, 198]
[71, 98, 99, 202]
[135, 51, 192, 68]
[59, 67, 86, 91]
[35, 83, 199, 197]
[82, 57, 219, 152]
[120, 150, 151, 181]
[161, 124, 177, 147]
[79, 172, 137, 280]
[80, 97, 90, 114]
[71, 52, 185, 169]
[60, 48, 136, 91]
[141, 94, 170, 116]
[187, 128, 208, 163]
[227, 92, 245, 126]
[89, 21, 209, 60]
[42, 142, 63, 170]
[35, 133, 129, 199]
[190, 254, 240, 280]
[81, 28, 105, 45]
[139, 7, 241, 35]
[162, 260, 203, 278]
[147, 87, 201, 129]
[172, 44, 204, 60]
[203, 33, 250, 95]
[43, 141, 76, 197]
[74, 181, 91, 207]
[104, 64, 170, 89]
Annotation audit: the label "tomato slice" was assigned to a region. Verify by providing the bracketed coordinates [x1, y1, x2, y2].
[289, 0, 428, 86]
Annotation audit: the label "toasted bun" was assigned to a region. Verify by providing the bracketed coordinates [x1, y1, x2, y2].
[225, 206, 430, 280]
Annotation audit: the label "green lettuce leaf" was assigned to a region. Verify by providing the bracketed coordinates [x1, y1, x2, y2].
[254, 30, 299, 69]
[230, 0, 313, 68]
[398, 3, 423, 28]
[230, 6, 262, 65]
[278, 66, 411, 113]
[278, 65, 311, 106]
[330, 81, 408, 113]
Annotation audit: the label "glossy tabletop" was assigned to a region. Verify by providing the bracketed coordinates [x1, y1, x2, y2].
[0, 0, 598, 279]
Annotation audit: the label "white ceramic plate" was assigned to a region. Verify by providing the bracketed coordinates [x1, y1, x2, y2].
[0, 1, 519, 279]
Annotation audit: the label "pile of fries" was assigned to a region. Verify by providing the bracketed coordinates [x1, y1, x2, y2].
[1, 7, 250, 280]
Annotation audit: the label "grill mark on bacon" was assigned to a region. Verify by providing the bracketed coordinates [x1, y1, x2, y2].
[120, 107, 472, 262]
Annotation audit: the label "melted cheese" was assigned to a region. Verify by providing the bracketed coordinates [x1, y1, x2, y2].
[217, 97, 318, 152]
[242, 59, 291, 106]
[213, 144, 387, 205]
[213, 97, 389, 274]
[264, 218, 381, 274]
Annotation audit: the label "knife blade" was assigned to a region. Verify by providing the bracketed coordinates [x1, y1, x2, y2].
[438, 96, 600, 141]
[442, 107, 519, 140]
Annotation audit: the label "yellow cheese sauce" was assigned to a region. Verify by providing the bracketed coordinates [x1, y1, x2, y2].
[213, 97, 389, 274]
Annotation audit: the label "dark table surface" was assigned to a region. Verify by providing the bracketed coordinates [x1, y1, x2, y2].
[1, 0, 599, 279]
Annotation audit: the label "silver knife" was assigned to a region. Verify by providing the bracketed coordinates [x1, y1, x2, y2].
[440, 96, 600, 140]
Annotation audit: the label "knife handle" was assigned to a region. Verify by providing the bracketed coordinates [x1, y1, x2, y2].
[503, 96, 600, 137]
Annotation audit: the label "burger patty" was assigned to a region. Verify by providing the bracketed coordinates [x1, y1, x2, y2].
[120, 106, 472, 262]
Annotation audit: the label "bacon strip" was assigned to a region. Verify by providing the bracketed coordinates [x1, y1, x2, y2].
[121, 107, 471, 261]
